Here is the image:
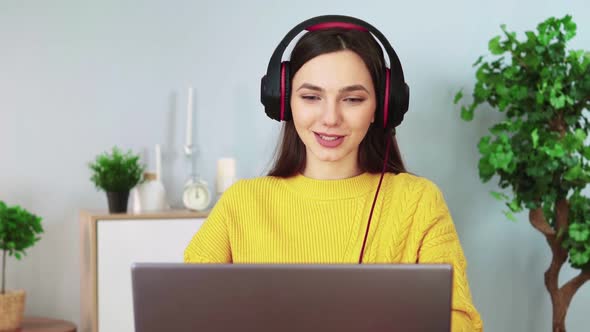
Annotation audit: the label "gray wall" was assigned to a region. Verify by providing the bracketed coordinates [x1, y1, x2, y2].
[1, 1, 589, 331]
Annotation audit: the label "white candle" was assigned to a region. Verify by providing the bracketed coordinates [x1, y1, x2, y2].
[185, 86, 193, 148]
[155, 144, 162, 181]
[216, 158, 236, 194]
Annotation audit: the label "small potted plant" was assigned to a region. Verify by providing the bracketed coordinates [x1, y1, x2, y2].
[88, 146, 145, 213]
[0, 200, 43, 330]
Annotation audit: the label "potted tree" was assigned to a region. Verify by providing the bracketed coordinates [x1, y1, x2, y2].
[454, 15, 590, 332]
[0, 200, 43, 330]
[88, 146, 145, 213]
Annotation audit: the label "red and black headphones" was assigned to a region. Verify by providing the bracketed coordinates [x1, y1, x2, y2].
[260, 15, 410, 263]
[260, 14, 410, 131]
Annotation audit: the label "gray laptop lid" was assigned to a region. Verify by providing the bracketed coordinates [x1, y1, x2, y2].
[131, 263, 452, 332]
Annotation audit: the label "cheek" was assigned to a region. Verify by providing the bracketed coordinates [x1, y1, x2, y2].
[291, 99, 315, 128]
[348, 105, 376, 132]
[290, 100, 312, 141]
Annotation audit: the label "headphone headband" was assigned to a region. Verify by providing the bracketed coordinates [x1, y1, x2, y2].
[307, 22, 368, 31]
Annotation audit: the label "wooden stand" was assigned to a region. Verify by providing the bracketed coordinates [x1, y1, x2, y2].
[10, 317, 76, 332]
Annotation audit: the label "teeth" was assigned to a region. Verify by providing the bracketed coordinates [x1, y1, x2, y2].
[320, 135, 340, 141]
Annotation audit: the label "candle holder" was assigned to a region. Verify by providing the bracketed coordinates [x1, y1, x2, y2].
[181, 86, 211, 211]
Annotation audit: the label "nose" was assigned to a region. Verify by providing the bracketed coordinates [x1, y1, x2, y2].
[320, 100, 342, 127]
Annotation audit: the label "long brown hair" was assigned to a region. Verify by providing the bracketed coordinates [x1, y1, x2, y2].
[267, 29, 407, 177]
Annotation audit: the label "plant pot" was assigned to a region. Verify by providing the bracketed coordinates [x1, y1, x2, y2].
[106, 191, 130, 213]
[0, 289, 26, 330]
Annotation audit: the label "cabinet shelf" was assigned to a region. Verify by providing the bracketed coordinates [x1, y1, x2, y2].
[79, 209, 209, 332]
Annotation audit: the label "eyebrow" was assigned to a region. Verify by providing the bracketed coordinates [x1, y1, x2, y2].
[296, 83, 369, 94]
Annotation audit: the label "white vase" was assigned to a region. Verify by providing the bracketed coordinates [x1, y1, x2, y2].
[132, 172, 168, 213]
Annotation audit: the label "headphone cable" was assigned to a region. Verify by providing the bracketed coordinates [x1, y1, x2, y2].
[358, 131, 392, 263]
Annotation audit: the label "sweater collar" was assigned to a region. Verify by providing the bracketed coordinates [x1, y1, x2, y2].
[280, 172, 380, 200]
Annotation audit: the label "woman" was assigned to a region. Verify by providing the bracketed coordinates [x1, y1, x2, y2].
[185, 15, 483, 331]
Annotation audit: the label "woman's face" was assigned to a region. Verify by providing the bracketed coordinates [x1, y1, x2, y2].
[290, 50, 376, 170]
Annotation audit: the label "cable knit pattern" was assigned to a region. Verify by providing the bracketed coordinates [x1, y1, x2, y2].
[184, 172, 483, 331]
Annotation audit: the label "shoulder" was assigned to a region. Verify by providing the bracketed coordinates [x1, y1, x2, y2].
[217, 176, 282, 202]
[384, 172, 444, 198]
[383, 172, 449, 218]
[226, 176, 282, 192]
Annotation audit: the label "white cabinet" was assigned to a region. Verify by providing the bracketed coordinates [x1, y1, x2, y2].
[80, 210, 208, 332]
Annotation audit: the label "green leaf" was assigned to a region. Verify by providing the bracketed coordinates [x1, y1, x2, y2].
[564, 129, 587, 150]
[498, 99, 509, 111]
[513, 86, 528, 100]
[581, 52, 590, 71]
[503, 210, 517, 222]
[453, 90, 463, 104]
[461, 105, 474, 121]
[489, 36, 504, 55]
[563, 15, 577, 40]
[478, 159, 495, 182]
[569, 223, 590, 242]
[476, 65, 488, 81]
[472, 56, 484, 67]
[550, 94, 566, 109]
[531, 129, 539, 148]
[535, 91, 545, 104]
[541, 143, 566, 158]
[508, 199, 522, 212]
[478, 136, 492, 154]
[574, 128, 586, 142]
[525, 31, 536, 43]
[490, 122, 510, 135]
[495, 83, 509, 97]
[570, 250, 590, 267]
[490, 191, 510, 201]
[474, 82, 490, 100]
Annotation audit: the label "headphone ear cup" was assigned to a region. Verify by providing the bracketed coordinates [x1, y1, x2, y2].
[281, 61, 292, 121]
[401, 83, 410, 114]
[261, 74, 280, 121]
[259, 62, 292, 122]
[375, 68, 393, 130]
[391, 82, 410, 129]
[382, 68, 391, 129]
[386, 72, 410, 130]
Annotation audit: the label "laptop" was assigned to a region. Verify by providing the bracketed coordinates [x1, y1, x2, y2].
[131, 263, 452, 332]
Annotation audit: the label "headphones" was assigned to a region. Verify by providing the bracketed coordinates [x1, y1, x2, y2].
[260, 14, 410, 131]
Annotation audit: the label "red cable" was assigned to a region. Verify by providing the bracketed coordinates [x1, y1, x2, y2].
[358, 133, 392, 263]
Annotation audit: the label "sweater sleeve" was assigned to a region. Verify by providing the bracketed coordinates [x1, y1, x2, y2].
[415, 180, 484, 332]
[183, 183, 237, 263]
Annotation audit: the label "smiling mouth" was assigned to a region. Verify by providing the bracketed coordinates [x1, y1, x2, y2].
[313, 132, 345, 148]
[318, 135, 340, 141]
[313, 132, 345, 140]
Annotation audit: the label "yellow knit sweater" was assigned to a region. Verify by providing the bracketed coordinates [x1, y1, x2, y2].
[184, 171, 483, 331]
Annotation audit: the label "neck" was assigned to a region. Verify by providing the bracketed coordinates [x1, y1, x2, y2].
[302, 160, 362, 180]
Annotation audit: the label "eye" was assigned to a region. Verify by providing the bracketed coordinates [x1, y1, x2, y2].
[344, 97, 365, 103]
[301, 95, 321, 101]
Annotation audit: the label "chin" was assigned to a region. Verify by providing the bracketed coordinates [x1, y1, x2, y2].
[311, 149, 347, 162]
[317, 156, 342, 162]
